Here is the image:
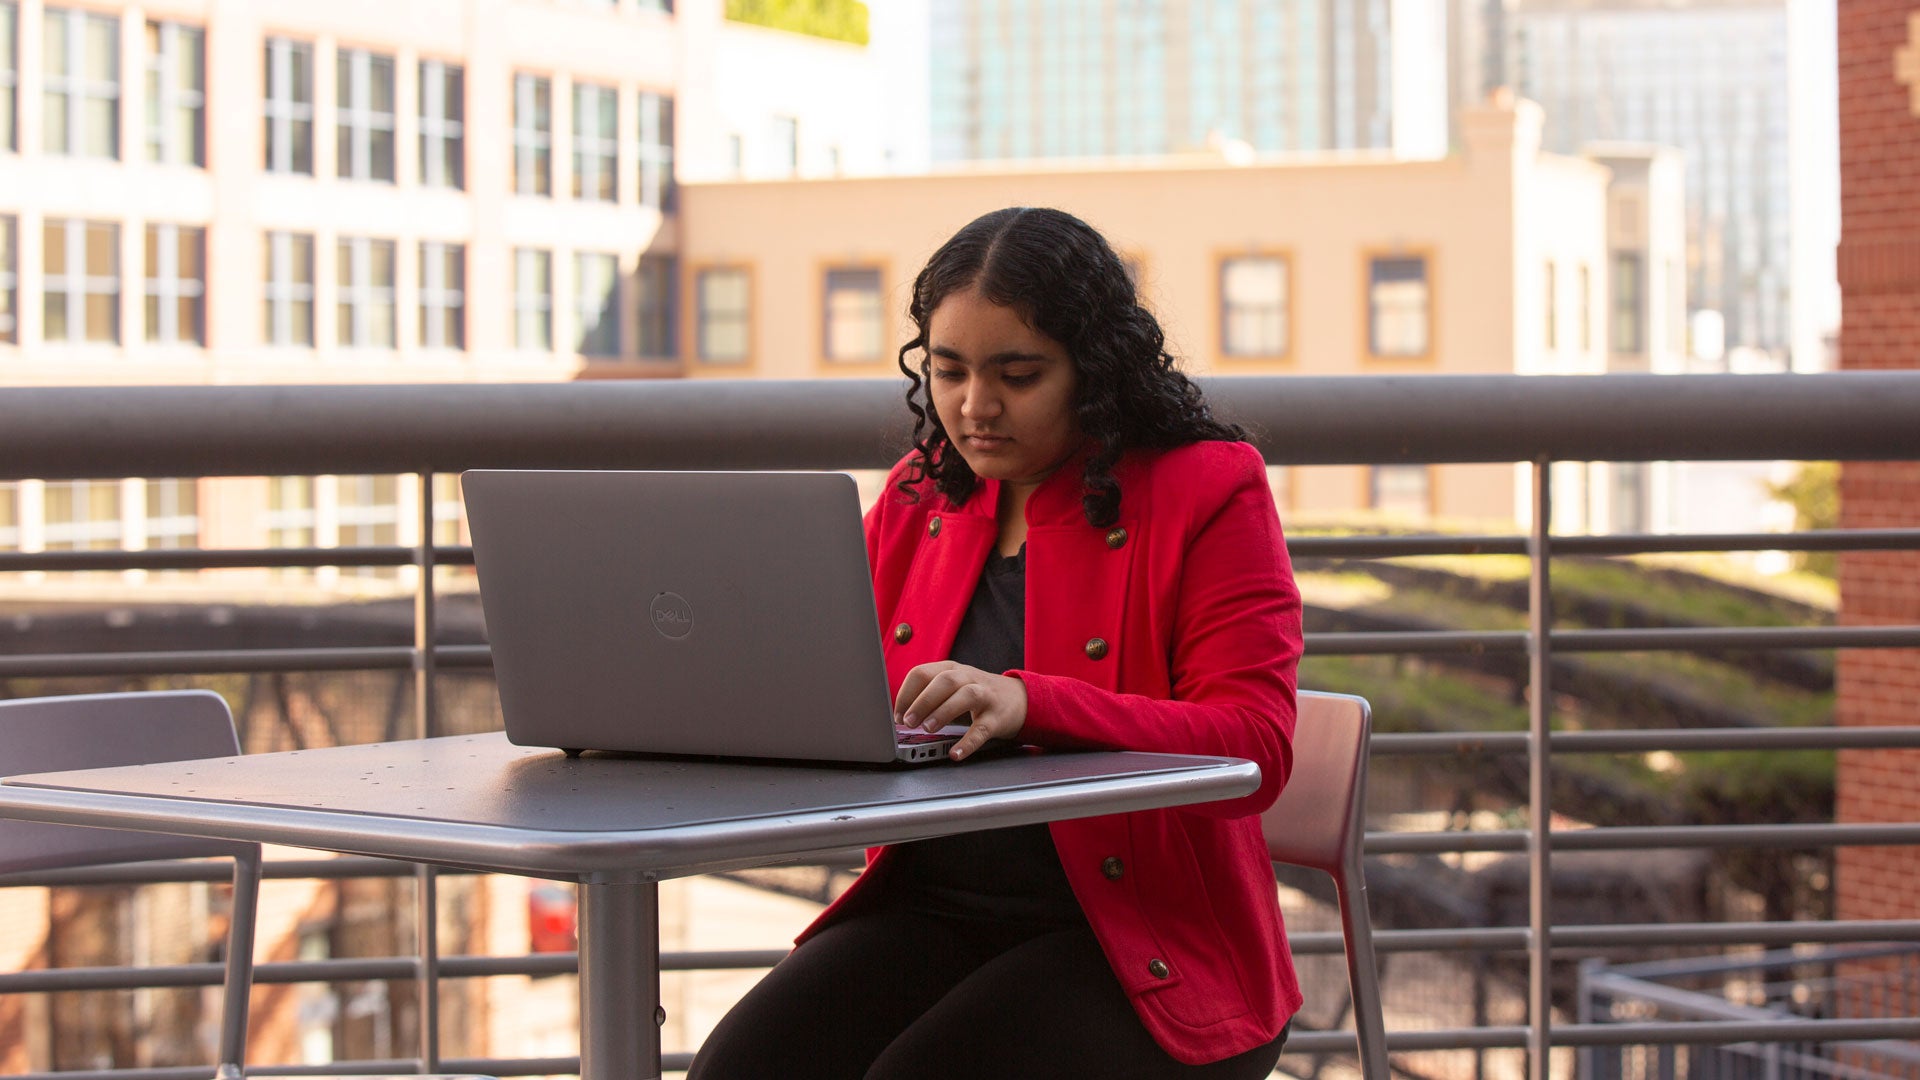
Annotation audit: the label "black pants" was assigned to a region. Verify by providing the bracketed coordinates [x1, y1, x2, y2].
[686, 898, 1289, 1080]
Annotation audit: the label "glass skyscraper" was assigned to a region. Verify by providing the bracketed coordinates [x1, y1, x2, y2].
[928, 0, 1446, 163]
[1505, 0, 1798, 362]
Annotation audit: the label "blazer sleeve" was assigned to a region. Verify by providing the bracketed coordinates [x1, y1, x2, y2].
[1013, 448, 1302, 819]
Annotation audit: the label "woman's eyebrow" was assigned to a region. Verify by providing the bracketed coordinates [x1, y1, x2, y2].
[929, 345, 1052, 365]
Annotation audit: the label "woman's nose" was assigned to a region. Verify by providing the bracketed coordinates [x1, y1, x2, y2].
[961, 381, 999, 419]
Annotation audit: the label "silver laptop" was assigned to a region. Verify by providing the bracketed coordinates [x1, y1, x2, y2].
[463, 470, 965, 765]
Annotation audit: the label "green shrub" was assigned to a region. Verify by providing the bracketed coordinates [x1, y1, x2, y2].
[726, 0, 870, 45]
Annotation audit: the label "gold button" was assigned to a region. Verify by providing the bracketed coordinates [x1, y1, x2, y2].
[894, 623, 913, 644]
[1148, 959, 1170, 979]
[928, 516, 942, 538]
[1085, 637, 1108, 661]
[1105, 527, 1128, 549]
[1101, 856, 1124, 880]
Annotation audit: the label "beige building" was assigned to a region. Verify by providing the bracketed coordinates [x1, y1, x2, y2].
[674, 94, 1661, 528]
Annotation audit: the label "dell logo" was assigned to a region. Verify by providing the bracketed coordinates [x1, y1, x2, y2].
[649, 592, 694, 640]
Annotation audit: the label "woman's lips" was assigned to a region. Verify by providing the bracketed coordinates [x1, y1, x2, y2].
[963, 434, 1010, 450]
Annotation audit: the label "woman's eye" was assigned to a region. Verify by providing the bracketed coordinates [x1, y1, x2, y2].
[932, 368, 965, 382]
[1003, 372, 1041, 387]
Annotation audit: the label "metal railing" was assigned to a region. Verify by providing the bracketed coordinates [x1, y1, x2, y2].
[3, 373, 1919, 1078]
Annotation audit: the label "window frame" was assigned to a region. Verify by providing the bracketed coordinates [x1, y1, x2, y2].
[1612, 251, 1645, 354]
[43, 6, 121, 160]
[42, 217, 119, 345]
[573, 250, 621, 357]
[419, 240, 466, 350]
[692, 264, 753, 367]
[0, 214, 16, 344]
[144, 222, 206, 346]
[418, 59, 465, 190]
[336, 236, 397, 349]
[1216, 250, 1293, 361]
[1, 2, 17, 153]
[512, 73, 552, 197]
[263, 36, 315, 175]
[513, 247, 554, 352]
[819, 263, 887, 366]
[335, 46, 397, 183]
[571, 80, 618, 202]
[144, 20, 204, 166]
[635, 254, 678, 360]
[637, 90, 675, 211]
[1363, 249, 1435, 362]
[262, 230, 315, 347]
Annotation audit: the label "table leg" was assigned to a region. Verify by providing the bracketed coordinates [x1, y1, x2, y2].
[577, 880, 662, 1080]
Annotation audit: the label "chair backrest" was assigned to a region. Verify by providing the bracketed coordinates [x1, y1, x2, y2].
[0, 690, 252, 874]
[1261, 690, 1372, 874]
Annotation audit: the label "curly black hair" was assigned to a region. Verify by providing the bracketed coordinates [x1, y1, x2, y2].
[897, 206, 1244, 527]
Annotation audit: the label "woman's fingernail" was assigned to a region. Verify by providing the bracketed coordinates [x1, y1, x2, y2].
[901, 712, 917, 728]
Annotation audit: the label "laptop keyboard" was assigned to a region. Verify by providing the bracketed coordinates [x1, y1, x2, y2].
[895, 730, 956, 745]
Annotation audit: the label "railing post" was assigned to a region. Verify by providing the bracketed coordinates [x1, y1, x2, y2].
[1528, 456, 1555, 1080]
[414, 469, 441, 1073]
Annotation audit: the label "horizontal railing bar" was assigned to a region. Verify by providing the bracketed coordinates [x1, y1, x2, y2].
[11, 921, 1919, 997]
[1312, 625, 1920, 656]
[9, 622, 1918, 679]
[1374, 727, 1920, 755]
[4, 374, 1920, 480]
[1290, 528, 1920, 559]
[0, 546, 474, 573]
[0, 855, 433, 888]
[1368, 821, 1920, 855]
[1281, 1017, 1920, 1054]
[0, 526, 1910, 575]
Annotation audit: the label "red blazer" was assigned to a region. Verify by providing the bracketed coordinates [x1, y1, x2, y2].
[797, 439, 1305, 1064]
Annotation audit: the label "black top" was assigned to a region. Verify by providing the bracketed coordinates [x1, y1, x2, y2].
[887, 545, 1085, 924]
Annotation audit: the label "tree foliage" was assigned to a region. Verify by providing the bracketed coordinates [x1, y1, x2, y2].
[726, 0, 870, 46]
[1769, 461, 1839, 577]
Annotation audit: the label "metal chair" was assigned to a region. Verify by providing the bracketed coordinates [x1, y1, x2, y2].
[1262, 690, 1388, 1080]
[0, 690, 491, 1080]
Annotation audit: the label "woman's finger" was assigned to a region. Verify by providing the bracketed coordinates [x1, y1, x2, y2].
[916, 680, 986, 732]
[893, 661, 955, 724]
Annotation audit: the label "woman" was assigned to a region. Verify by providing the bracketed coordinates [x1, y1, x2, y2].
[689, 207, 1303, 1079]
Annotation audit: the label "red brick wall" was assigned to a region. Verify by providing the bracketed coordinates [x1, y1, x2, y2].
[1834, 1, 1920, 927]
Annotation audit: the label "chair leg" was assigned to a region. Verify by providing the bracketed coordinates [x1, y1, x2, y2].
[218, 848, 264, 1078]
[1335, 860, 1390, 1080]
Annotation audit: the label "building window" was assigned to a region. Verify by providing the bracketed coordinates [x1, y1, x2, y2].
[1612, 253, 1644, 353]
[769, 115, 798, 176]
[0, 483, 17, 550]
[336, 48, 396, 183]
[1667, 257, 1684, 354]
[264, 476, 315, 574]
[1220, 255, 1288, 357]
[512, 74, 551, 196]
[420, 241, 465, 350]
[144, 223, 205, 345]
[43, 7, 119, 159]
[43, 218, 118, 344]
[263, 231, 315, 346]
[514, 248, 552, 351]
[1579, 263, 1592, 351]
[144, 21, 204, 166]
[1368, 255, 1430, 358]
[637, 92, 675, 210]
[637, 0, 674, 12]
[337, 475, 400, 578]
[419, 60, 464, 189]
[1543, 261, 1557, 350]
[823, 267, 883, 363]
[1370, 465, 1429, 518]
[636, 254, 677, 359]
[572, 81, 617, 202]
[575, 252, 620, 357]
[697, 267, 750, 363]
[337, 237, 396, 348]
[1, 3, 16, 152]
[0, 215, 15, 344]
[43, 480, 122, 551]
[264, 38, 314, 175]
[144, 478, 198, 549]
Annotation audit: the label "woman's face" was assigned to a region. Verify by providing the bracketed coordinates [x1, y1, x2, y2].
[926, 285, 1081, 495]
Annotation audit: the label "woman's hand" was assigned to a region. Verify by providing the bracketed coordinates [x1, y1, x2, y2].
[894, 661, 1027, 762]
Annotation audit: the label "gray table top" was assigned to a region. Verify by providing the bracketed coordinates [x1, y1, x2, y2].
[0, 732, 1260, 882]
